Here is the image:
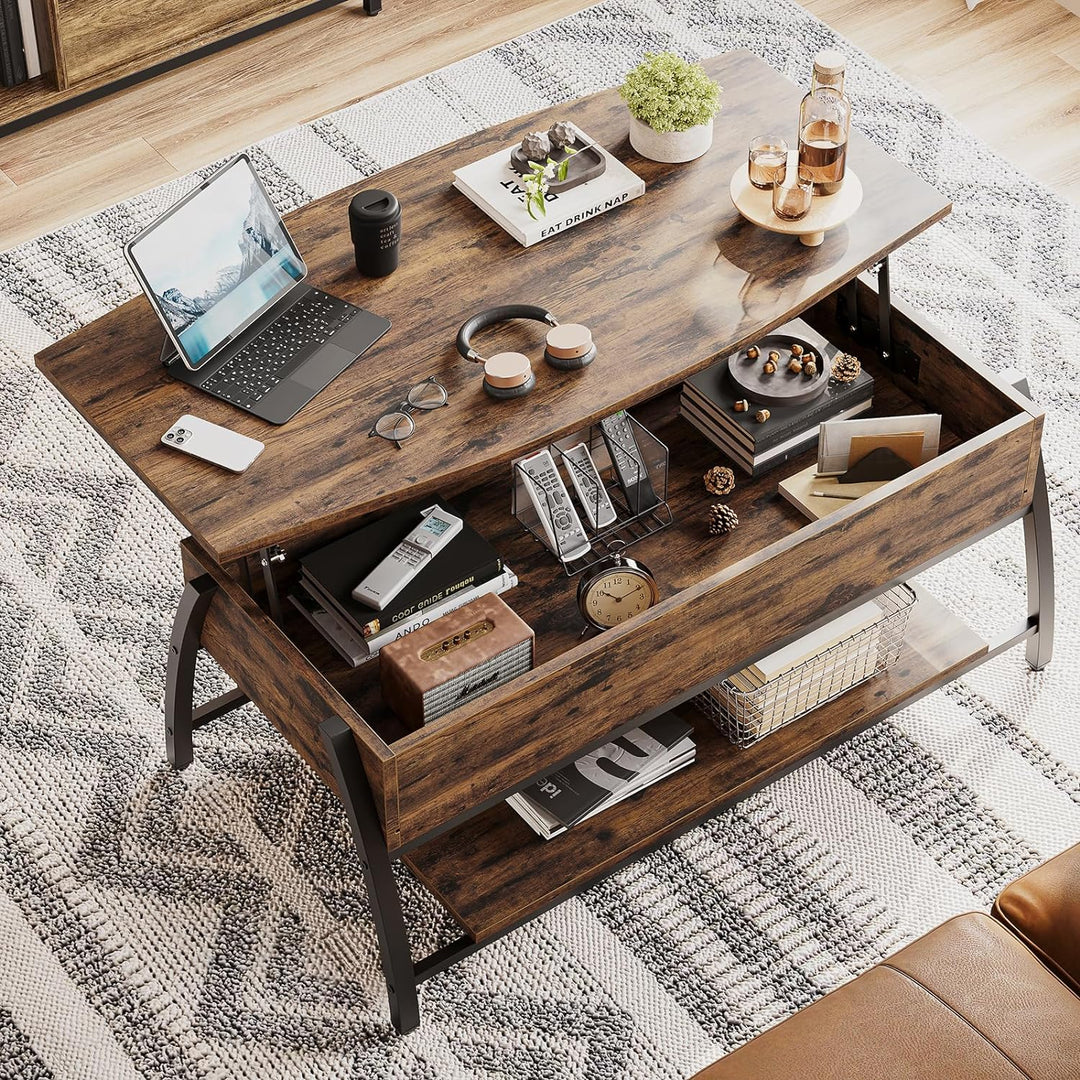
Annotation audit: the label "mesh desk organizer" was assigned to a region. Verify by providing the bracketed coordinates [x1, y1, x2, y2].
[512, 413, 672, 574]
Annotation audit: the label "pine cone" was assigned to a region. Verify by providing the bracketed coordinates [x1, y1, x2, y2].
[708, 503, 739, 536]
[703, 465, 736, 496]
[831, 351, 861, 383]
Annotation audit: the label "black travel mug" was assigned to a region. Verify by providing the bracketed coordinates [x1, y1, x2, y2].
[349, 188, 401, 277]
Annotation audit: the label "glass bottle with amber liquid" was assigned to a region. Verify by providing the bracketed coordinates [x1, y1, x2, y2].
[797, 50, 851, 195]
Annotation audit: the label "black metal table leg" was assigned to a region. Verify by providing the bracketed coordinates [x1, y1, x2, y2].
[259, 546, 285, 625]
[364, 0, 381, 13]
[166, 575, 217, 770]
[321, 716, 420, 1034]
[1024, 453, 1055, 670]
[877, 256, 892, 363]
[1008, 375, 1055, 671]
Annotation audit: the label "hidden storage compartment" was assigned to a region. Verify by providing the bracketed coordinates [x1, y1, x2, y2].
[263, 305, 1035, 841]
[262, 278, 1035, 762]
[276, 354, 955, 748]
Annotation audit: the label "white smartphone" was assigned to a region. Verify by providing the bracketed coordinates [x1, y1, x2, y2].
[161, 415, 265, 473]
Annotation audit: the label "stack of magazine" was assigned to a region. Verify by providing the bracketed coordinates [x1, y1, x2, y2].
[507, 712, 695, 840]
[290, 500, 516, 665]
[680, 319, 874, 477]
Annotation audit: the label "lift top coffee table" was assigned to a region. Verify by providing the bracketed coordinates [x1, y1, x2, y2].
[35, 51, 1052, 1033]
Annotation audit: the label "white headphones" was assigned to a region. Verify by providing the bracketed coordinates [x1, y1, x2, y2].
[456, 304, 596, 398]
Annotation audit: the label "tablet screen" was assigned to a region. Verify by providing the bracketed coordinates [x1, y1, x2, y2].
[126, 155, 305, 368]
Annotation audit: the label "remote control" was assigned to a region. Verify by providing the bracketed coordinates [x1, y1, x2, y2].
[352, 505, 463, 610]
[161, 415, 264, 473]
[561, 442, 618, 530]
[518, 449, 592, 562]
[599, 411, 660, 516]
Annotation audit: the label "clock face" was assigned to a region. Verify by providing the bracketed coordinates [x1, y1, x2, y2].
[582, 568, 657, 629]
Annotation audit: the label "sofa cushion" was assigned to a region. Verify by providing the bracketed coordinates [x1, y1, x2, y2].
[691, 913, 1080, 1080]
[993, 841, 1080, 995]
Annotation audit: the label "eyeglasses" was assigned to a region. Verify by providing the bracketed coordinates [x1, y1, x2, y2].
[368, 376, 449, 448]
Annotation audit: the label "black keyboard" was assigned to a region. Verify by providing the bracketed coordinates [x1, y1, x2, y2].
[201, 291, 356, 409]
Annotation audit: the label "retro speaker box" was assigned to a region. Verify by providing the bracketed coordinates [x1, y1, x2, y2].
[379, 593, 534, 728]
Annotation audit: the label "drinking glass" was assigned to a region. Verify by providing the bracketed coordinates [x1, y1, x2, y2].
[748, 135, 788, 190]
[772, 166, 814, 221]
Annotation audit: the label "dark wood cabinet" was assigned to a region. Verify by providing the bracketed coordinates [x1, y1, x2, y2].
[0, 0, 377, 135]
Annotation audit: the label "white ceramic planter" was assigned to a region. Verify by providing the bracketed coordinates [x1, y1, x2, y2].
[628, 114, 713, 163]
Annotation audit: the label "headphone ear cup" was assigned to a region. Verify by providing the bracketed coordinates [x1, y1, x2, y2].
[544, 323, 595, 370]
[484, 369, 536, 399]
[482, 351, 535, 398]
[544, 343, 596, 370]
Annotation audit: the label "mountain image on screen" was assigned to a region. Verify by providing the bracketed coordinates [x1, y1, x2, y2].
[152, 177, 288, 334]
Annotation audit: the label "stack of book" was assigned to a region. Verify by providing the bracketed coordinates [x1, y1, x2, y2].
[507, 712, 695, 840]
[706, 600, 883, 742]
[680, 322, 874, 477]
[452, 127, 645, 248]
[290, 501, 516, 666]
[1, 0, 42, 87]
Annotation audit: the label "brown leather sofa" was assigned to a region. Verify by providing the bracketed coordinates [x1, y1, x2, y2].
[692, 843, 1080, 1080]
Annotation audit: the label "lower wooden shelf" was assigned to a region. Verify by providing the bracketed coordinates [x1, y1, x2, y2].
[403, 588, 986, 943]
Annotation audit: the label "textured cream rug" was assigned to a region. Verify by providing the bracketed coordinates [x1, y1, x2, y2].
[0, 1, 1078, 1077]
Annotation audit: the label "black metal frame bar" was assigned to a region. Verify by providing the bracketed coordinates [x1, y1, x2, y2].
[259, 546, 285, 625]
[877, 256, 892, 361]
[320, 716, 419, 1032]
[166, 576, 252, 769]
[165, 575, 217, 770]
[836, 258, 892, 363]
[1011, 375, 1054, 671]
[0, 0, 381, 140]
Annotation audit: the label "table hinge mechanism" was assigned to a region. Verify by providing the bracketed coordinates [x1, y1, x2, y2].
[260, 545, 286, 567]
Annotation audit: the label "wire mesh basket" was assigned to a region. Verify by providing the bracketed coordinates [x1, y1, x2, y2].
[695, 584, 917, 747]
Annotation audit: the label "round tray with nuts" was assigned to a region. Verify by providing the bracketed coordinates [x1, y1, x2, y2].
[726, 334, 830, 407]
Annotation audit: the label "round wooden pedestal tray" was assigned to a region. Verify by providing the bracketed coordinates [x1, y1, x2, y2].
[729, 166, 863, 247]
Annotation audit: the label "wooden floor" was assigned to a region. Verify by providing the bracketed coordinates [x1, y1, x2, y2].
[0, 0, 1076, 248]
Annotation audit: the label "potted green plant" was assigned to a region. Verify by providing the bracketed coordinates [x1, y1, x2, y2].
[619, 52, 722, 163]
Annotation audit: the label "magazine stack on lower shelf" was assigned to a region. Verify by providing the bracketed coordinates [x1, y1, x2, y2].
[507, 712, 696, 839]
